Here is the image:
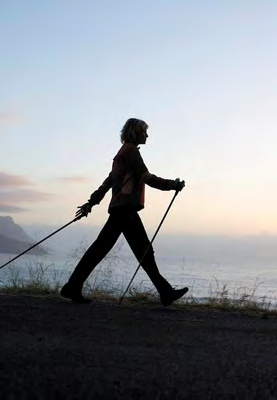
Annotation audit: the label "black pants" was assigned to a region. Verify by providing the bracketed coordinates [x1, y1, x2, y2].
[67, 208, 173, 295]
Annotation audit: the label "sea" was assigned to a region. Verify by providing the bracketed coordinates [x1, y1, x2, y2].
[1, 245, 277, 307]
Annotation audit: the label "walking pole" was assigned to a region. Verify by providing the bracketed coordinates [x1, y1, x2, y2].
[119, 189, 180, 304]
[0, 216, 82, 271]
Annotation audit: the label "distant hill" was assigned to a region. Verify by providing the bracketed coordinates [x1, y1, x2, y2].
[0, 216, 47, 255]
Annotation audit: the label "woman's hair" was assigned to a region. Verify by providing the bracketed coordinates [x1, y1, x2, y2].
[120, 118, 149, 144]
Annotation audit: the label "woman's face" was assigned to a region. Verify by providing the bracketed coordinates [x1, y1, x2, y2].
[136, 127, 149, 145]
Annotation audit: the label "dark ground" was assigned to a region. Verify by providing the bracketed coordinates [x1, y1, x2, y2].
[1, 294, 277, 399]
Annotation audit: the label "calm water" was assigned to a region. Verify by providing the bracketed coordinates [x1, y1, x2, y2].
[1, 251, 276, 304]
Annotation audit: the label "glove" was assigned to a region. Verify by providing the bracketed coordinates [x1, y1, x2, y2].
[75, 202, 93, 219]
[175, 178, 185, 192]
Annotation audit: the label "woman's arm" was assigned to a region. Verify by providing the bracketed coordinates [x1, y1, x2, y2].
[88, 172, 113, 205]
[125, 145, 180, 191]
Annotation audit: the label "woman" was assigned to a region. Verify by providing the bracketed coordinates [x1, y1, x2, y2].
[61, 118, 188, 305]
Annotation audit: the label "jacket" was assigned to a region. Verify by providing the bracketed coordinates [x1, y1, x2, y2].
[89, 143, 177, 212]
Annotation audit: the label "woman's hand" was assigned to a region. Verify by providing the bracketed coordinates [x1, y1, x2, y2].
[75, 202, 92, 219]
[175, 179, 185, 192]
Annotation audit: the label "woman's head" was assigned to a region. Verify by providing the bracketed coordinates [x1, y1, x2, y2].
[120, 118, 149, 145]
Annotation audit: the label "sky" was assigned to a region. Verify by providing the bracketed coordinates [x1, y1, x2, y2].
[1, 0, 277, 236]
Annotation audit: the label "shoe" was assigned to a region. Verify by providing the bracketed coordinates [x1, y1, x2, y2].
[60, 283, 91, 304]
[160, 287, 189, 307]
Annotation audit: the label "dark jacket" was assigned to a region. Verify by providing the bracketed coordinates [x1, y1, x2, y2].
[89, 143, 177, 212]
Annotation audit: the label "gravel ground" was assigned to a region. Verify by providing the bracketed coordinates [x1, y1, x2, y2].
[1, 293, 277, 399]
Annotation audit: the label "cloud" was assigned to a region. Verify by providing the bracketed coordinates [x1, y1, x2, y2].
[0, 189, 52, 203]
[56, 176, 90, 183]
[0, 111, 22, 125]
[0, 171, 33, 188]
[0, 171, 54, 215]
[0, 204, 29, 213]
[0, 111, 11, 120]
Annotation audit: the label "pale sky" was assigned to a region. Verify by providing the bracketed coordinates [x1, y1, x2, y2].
[1, 1, 277, 235]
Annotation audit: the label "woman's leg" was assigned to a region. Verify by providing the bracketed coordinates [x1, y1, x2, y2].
[122, 212, 173, 295]
[122, 211, 189, 305]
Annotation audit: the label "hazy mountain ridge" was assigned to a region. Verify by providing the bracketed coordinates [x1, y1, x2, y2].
[0, 216, 35, 242]
[0, 233, 46, 255]
[0, 216, 47, 255]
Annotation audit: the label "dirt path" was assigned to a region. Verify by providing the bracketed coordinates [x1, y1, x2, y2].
[0, 294, 277, 399]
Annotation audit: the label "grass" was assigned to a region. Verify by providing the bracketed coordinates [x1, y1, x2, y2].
[0, 260, 65, 295]
[1, 256, 277, 316]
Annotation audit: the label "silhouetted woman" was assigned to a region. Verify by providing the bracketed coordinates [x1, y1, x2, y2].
[61, 118, 188, 305]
